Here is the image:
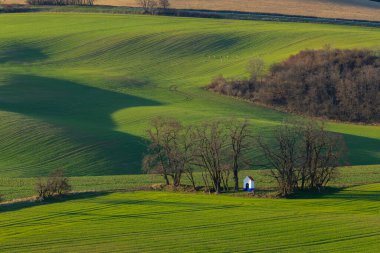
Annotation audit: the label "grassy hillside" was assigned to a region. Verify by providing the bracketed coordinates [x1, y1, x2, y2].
[1, 184, 379, 252]
[0, 13, 380, 177]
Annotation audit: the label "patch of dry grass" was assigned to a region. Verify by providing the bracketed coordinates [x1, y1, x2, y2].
[6, 0, 379, 21]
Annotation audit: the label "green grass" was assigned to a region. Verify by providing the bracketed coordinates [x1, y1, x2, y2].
[0, 183, 379, 252]
[1, 165, 379, 201]
[0, 13, 380, 177]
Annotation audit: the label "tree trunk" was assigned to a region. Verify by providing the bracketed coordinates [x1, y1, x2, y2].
[233, 167, 239, 192]
[164, 174, 170, 185]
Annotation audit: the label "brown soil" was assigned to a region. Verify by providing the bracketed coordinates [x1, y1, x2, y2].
[4, 0, 380, 21]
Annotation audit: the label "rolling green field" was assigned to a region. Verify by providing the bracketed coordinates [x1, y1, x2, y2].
[1, 13, 380, 252]
[1, 184, 379, 252]
[0, 13, 380, 178]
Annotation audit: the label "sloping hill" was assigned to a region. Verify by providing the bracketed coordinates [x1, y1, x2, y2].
[0, 13, 379, 177]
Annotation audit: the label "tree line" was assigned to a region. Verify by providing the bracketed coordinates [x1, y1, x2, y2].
[208, 48, 380, 123]
[0, 118, 345, 202]
[143, 117, 346, 196]
[136, 0, 170, 14]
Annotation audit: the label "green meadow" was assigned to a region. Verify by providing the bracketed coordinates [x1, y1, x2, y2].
[1, 184, 379, 252]
[0, 13, 380, 177]
[1, 165, 379, 201]
[0, 12, 380, 252]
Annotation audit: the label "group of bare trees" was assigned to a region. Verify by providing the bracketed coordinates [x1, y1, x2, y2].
[209, 48, 380, 123]
[258, 120, 346, 196]
[143, 117, 251, 193]
[27, 0, 94, 6]
[143, 117, 346, 196]
[136, 0, 170, 14]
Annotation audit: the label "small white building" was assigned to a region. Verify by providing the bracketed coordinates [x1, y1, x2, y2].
[243, 176, 255, 192]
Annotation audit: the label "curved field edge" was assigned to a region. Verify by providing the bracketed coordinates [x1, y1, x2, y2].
[0, 13, 379, 177]
[0, 183, 379, 252]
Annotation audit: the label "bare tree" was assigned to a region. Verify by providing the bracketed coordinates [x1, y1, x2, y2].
[257, 122, 300, 196]
[147, 0, 158, 14]
[143, 117, 195, 187]
[143, 117, 182, 186]
[182, 125, 197, 190]
[257, 120, 346, 196]
[227, 119, 251, 191]
[159, 0, 170, 10]
[297, 120, 346, 191]
[192, 121, 229, 193]
[137, 0, 158, 14]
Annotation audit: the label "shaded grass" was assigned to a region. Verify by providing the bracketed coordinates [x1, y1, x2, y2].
[0, 13, 379, 177]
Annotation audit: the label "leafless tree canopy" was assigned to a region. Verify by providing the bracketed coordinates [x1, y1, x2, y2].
[143, 117, 345, 196]
[159, 0, 170, 9]
[36, 169, 71, 200]
[191, 121, 230, 193]
[137, 0, 159, 14]
[257, 120, 346, 196]
[144, 118, 252, 193]
[226, 119, 251, 191]
[143, 117, 194, 187]
[209, 49, 380, 123]
[257, 123, 300, 196]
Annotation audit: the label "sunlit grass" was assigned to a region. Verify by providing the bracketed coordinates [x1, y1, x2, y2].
[0, 13, 379, 177]
[0, 183, 379, 252]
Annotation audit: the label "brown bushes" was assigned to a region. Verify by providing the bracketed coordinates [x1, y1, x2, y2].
[36, 169, 71, 200]
[209, 49, 380, 123]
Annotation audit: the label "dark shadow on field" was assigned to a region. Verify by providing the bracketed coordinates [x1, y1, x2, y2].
[293, 186, 380, 201]
[250, 129, 380, 168]
[341, 133, 380, 165]
[109, 32, 245, 58]
[0, 191, 111, 213]
[74, 197, 240, 221]
[0, 74, 161, 176]
[0, 44, 48, 63]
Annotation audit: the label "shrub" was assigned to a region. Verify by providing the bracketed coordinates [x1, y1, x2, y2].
[36, 169, 71, 200]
